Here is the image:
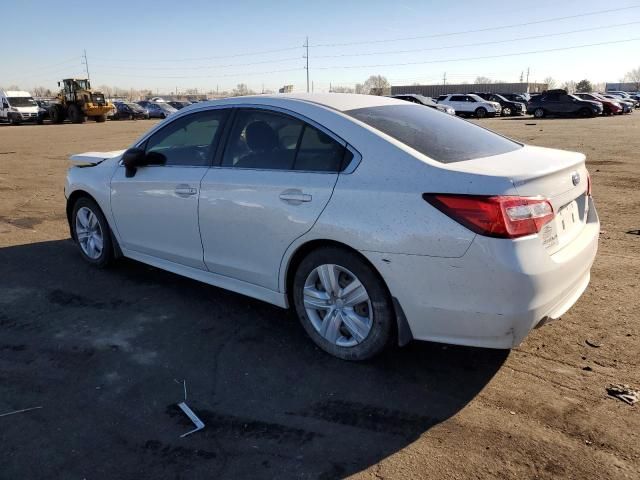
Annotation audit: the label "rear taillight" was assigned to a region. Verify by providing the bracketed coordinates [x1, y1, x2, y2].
[423, 194, 554, 239]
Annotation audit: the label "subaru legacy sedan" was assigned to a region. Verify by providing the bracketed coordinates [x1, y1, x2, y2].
[65, 94, 599, 360]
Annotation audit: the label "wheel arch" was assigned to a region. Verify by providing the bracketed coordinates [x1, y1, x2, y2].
[66, 189, 122, 258]
[282, 238, 413, 346]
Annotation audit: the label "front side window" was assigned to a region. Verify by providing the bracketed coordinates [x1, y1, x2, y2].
[221, 109, 346, 172]
[345, 104, 521, 163]
[145, 109, 228, 166]
[450, 95, 466, 102]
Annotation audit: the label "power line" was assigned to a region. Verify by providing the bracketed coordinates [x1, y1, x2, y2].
[311, 21, 640, 59]
[92, 45, 303, 63]
[89, 66, 303, 80]
[95, 56, 301, 71]
[314, 36, 640, 70]
[310, 6, 640, 47]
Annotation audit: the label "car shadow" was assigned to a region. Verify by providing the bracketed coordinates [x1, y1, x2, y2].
[0, 240, 508, 479]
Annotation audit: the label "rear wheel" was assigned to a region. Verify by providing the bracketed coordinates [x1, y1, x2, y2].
[533, 108, 545, 118]
[292, 247, 394, 361]
[94, 115, 107, 123]
[72, 197, 113, 268]
[475, 107, 487, 119]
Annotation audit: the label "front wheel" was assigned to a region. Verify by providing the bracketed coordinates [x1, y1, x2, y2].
[292, 247, 394, 361]
[579, 108, 592, 118]
[533, 108, 545, 118]
[502, 107, 512, 116]
[72, 197, 113, 268]
[475, 107, 487, 119]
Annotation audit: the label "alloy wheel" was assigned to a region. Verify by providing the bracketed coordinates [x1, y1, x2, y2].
[303, 264, 373, 348]
[75, 206, 104, 259]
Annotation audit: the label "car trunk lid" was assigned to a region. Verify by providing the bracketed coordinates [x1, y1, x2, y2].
[444, 145, 589, 255]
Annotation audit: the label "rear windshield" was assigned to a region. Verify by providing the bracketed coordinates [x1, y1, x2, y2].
[345, 104, 521, 163]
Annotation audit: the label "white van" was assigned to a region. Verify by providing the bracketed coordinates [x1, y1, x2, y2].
[0, 90, 43, 124]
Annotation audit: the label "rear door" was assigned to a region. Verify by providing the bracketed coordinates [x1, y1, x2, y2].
[448, 95, 469, 113]
[199, 107, 348, 290]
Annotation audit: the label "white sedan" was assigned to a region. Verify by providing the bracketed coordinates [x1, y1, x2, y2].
[65, 93, 599, 360]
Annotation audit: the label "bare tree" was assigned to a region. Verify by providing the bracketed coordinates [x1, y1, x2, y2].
[231, 84, 254, 96]
[362, 75, 390, 95]
[543, 76, 557, 89]
[561, 80, 577, 93]
[626, 66, 640, 90]
[6, 84, 20, 90]
[474, 76, 492, 84]
[331, 85, 355, 93]
[354, 83, 366, 94]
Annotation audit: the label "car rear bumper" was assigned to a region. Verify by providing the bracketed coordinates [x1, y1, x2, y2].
[364, 197, 599, 349]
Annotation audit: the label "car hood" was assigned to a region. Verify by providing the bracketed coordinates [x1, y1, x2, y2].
[69, 149, 125, 166]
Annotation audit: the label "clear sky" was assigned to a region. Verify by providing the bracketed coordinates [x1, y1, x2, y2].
[3, 0, 640, 94]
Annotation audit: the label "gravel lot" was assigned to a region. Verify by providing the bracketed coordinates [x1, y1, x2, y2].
[1, 115, 638, 479]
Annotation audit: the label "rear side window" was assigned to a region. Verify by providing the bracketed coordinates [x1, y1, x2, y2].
[345, 104, 521, 163]
[221, 109, 346, 172]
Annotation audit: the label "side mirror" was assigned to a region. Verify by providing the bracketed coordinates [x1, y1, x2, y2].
[122, 147, 165, 178]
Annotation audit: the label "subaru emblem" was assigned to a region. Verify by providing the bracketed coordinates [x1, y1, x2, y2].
[571, 172, 580, 186]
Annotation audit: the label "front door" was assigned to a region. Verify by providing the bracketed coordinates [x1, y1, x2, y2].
[199, 108, 348, 290]
[110, 108, 229, 269]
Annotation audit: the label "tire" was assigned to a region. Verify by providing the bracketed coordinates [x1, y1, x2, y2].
[71, 197, 113, 268]
[475, 107, 487, 119]
[68, 104, 85, 124]
[502, 107, 512, 116]
[51, 106, 65, 124]
[37, 118, 44, 125]
[94, 115, 106, 123]
[9, 115, 20, 125]
[579, 108, 592, 118]
[533, 108, 545, 118]
[292, 247, 394, 361]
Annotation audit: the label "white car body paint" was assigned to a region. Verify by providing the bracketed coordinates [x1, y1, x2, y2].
[65, 93, 599, 349]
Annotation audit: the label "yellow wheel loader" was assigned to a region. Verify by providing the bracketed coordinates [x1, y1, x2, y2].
[49, 79, 113, 124]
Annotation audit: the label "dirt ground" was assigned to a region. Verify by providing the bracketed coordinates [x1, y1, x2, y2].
[0, 114, 638, 480]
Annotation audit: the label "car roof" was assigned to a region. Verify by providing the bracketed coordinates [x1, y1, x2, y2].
[197, 93, 406, 113]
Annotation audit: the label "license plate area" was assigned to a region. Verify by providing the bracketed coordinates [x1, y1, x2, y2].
[542, 198, 585, 252]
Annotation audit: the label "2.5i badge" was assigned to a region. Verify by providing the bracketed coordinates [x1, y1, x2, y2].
[541, 222, 559, 249]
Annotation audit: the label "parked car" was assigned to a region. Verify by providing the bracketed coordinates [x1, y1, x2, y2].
[499, 93, 529, 104]
[35, 99, 51, 120]
[600, 94, 634, 113]
[472, 92, 526, 116]
[64, 94, 598, 360]
[137, 101, 177, 119]
[113, 102, 150, 120]
[389, 94, 455, 115]
[0, 90, 44, 124]
[606, 93, 638, 109]
[436, 94, 501, 118]
[168, 101, 192, 110]
[573, 93, 622, 115]
[526, 90, 603, 118]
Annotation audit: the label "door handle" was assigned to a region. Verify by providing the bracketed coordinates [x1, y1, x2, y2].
[279, 190, 312, 204]
[175, 185, 198, 197]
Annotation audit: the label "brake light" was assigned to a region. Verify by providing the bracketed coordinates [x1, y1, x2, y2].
[423, 194, 554, 239]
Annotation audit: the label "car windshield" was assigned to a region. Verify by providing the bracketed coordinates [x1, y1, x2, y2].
[345, 104, 521, 163]
[468, 94, 484, 102]
[7, 97, 37, 107]
[126, 103, 143, 111]
[492, 94, 508, 102]
[159, 103, 176, 112]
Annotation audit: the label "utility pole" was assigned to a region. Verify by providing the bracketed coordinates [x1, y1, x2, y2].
[443, 72, 447, 86]
[526, 67, 530, 85]
[304, 36, 310, 93]
[520, 71, 523, 82]
[329, 82, 332, 93]
[312, 81, 314, 93]
[82, 49, 90, 80]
